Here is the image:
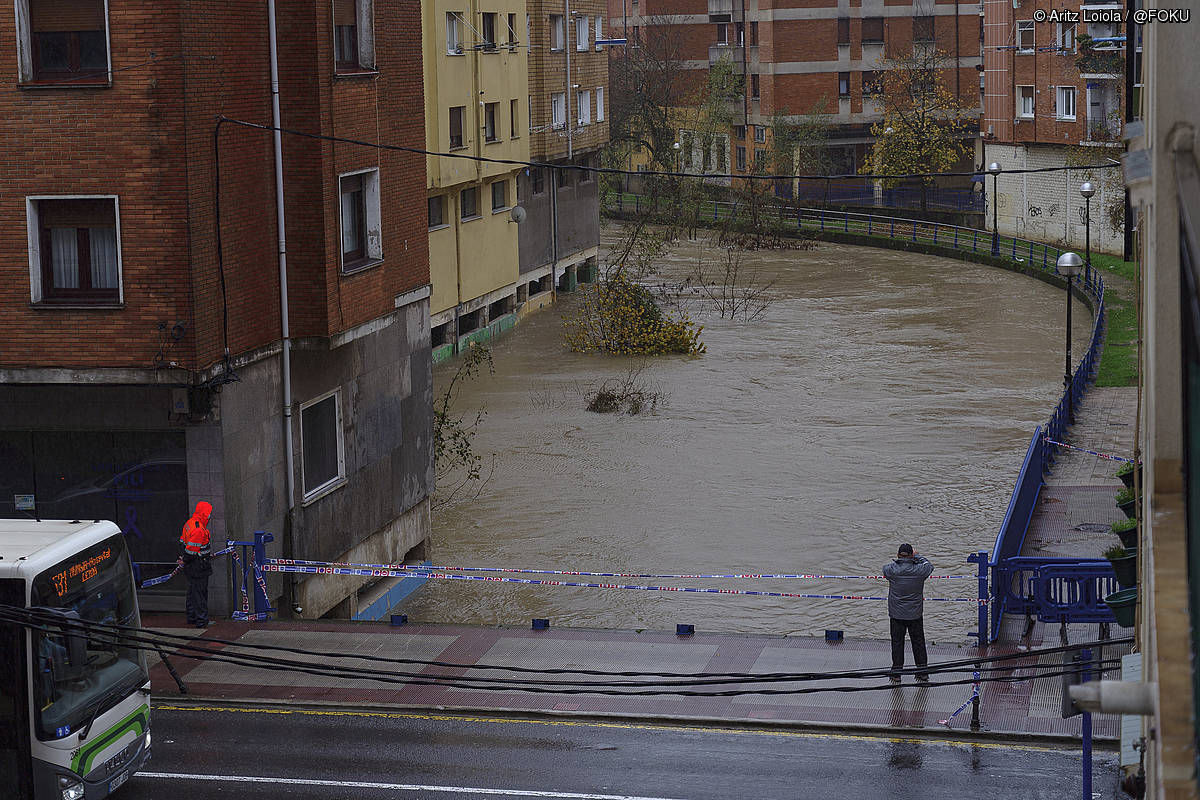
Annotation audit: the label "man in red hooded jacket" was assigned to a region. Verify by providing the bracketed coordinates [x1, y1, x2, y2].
[179, 501, 214, 627]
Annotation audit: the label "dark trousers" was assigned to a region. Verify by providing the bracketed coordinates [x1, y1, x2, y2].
[889, 616, 928, 676]
[183, 556, 212, 625]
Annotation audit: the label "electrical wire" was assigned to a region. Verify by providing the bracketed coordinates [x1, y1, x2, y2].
[216, 115, 1122, 184]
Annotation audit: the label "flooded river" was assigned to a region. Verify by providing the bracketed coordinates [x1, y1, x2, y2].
[404, 234, 1091, 641]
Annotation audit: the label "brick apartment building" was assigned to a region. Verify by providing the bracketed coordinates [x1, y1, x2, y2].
[982, 0, 1134, 252]
[518, 0, 610, 296]
[607, 0, 982, 199]
[0, 0, 434, 620]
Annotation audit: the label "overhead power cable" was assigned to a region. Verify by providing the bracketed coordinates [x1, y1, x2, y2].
[216, 115, 1122, 184]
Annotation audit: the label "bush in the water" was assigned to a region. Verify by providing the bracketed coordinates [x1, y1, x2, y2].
[564, 273, 705, 355]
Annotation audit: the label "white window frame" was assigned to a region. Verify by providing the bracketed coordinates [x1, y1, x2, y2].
[447, 11, 464, 54]
[1056, 85, 1077, 120]
[549, 15, 564, 50]
[594, 16, 603, 48]
[338, 168, 382, 271]
[25, 194, 124, 304]
[1056, 22, 1076, 52]
[551, 91, 566, 129]
[299, 388, 346, 503]
[578, 89, 591, 125]
[484, 101, 498, 141]
[1017, 85, 1035, 118]
[15, 0, 113, 84]
[1016, 20, 1034, 53]
[576, 14, 588, 50]
[716, 22, 728, 45]
[596, 86, 604, 121]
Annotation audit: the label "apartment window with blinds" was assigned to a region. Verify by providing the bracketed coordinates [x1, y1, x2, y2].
[449, 106, 465, 148]
[28, 197, 121, 304]
[861, 17, 883, 43]
[754, 125, 766, 143]
[550, 15, 564, 50]
[1017, 85, 1035, 118]
[333, 0, 373, 70]
[837, 17, 849, 45]
[1056, 85, 1076, 120]
[22, 0, 109, 83]
[576, 15, 588, 50]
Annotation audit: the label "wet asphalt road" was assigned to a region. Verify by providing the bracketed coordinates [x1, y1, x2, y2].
[117, 703, 1121, 800]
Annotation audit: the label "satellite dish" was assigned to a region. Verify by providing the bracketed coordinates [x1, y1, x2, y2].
[510, 205, 527, 224]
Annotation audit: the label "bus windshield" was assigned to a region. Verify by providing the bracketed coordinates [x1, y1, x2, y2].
[30, 535, 148, 741]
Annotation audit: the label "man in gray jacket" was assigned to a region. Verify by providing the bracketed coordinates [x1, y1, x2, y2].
[883, 543, 934, 683]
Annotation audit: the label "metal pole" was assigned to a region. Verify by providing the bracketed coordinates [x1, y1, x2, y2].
[991, 173, 999, 256]
[970, 661, 982, 731]
[1085, 196, 1092, 284]
[1065, 274, 1073, 421]
[1081, 648, 1093, 800]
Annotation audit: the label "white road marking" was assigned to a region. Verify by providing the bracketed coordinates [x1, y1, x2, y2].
[136, 772, 688, 800]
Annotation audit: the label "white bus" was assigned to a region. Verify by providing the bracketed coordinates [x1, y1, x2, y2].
[0, 520, 151, 799]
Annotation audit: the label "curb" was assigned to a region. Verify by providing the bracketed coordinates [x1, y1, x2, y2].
[150, 693, 1119, 750]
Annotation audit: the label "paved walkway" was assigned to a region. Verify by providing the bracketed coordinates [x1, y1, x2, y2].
[145, 613, 1120, 742]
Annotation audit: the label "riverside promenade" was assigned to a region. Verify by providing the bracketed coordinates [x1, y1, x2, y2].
[144, 391, 1137, 744]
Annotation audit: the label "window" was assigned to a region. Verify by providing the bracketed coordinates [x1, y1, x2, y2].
[862, 70, 879, 95]
[837, 17, 849, 45]
[578, 89, 591, 125]
[447, 11, 463, 53]
[861, 17, 883, 43]
[1017, 85, 1035, 118]
[460, 186, 480, 220]
[736, 22, 744, 47]
[1056, 85, 1076, 120]
[339, 169, 381, 270]
[481, 12, 497, 48]
[1016, 20, 1034, 53]
[596, 87, 604, 121]
[751, 73, 760, 99]
[580, 155, 594, 183]
[510, 98, 519, 137]
[484, 102, 498, 141]
[753, 148, 767, 172]
[333, 0, 358, 68]
[595, 16, 603, 47]
[754, 125, 766, 143]
[507, 13, 517, 45]
[733, 125, 746, 139]
[550, 15, 564, 50]
[716, 22, 728, 45]
[576, 15, 588, 50]
[913, 15, 934, 42]
[736, 146, 747, 171]
[27, 197, 120, 304]
[1057, 22, 1076, 52]
[20, 0, 109, 83]
[491, 180, 507, 211]
[301, 390, 345, 499]
[632, 25, 639, 46]
[557, 166, 570, 188]
[428, 195, 446, 229]
[449, 106, 465, 148]
[750, 21, 758, 46]
[838, 71, 850, 96]
[551, 92, 566, 129]
[531, 167, 545, 194]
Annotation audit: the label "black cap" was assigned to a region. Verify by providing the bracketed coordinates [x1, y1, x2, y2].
[897, 543, 914, 557]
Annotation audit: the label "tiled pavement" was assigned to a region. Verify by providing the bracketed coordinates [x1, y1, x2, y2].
[144, 389, 1138, 743]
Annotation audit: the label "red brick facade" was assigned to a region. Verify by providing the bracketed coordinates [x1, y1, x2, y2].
[1, 0, 428, 373]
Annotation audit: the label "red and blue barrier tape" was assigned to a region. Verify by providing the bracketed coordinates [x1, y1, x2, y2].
[139, 545, 235, 588]
[260, 561, 985, 604]
[265, 557, 973, 581]
[1043, 436, 1136, 464]
[938, 670, 981, 727]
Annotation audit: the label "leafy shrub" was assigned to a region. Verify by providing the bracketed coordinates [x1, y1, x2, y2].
[564, 273, 705, 355]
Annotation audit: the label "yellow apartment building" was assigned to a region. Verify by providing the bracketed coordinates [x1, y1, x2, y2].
[423, 0, 530, 360]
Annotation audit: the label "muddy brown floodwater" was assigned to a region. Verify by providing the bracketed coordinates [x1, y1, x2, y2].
[404, 233, 1092, 641]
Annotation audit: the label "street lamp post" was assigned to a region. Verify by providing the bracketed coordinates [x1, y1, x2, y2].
[988, 162, 1002, 256]
[1080, 181, 1095, 285]
[1057, 251, 1085, 422]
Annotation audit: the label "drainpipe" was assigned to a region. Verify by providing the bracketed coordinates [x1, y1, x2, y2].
[566, 0, 573, 160]
[267, 0, 297, 615]
[740, 0, 748, 126]
[551, 166, 559, 299]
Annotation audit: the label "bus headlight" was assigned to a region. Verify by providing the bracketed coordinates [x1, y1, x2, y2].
[58, 776, 85, 800]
